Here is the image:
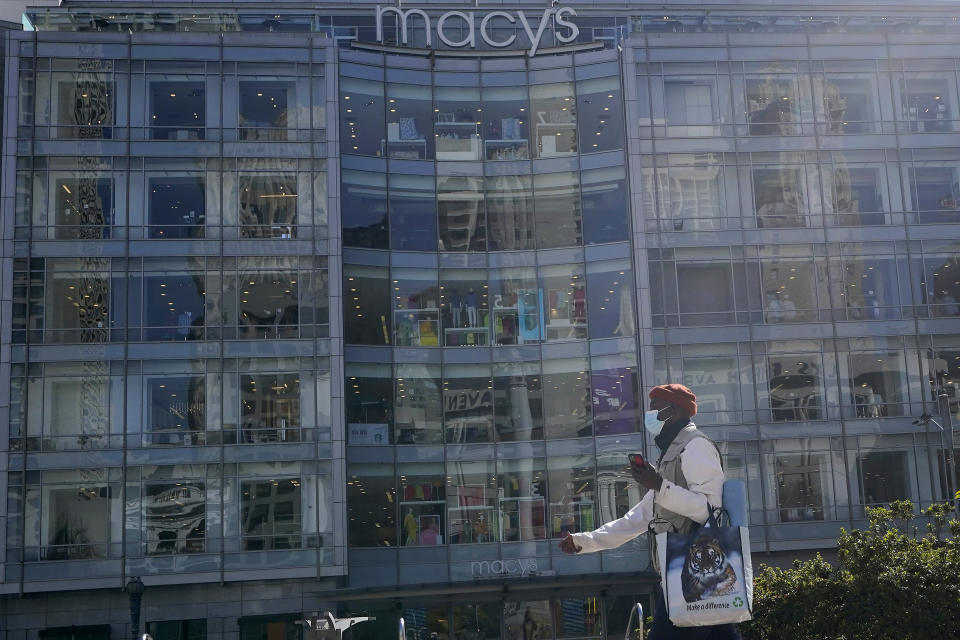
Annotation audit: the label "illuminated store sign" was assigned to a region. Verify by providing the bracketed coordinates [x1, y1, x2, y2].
[375, 6, 580, 57]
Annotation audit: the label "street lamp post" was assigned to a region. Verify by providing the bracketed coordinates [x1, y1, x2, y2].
[938, 390, 959, 511]
[922, 353, 959, 511]
[127, 576, 145, 640]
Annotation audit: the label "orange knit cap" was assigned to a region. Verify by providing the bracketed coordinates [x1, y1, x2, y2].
[649, 383, 697, 417]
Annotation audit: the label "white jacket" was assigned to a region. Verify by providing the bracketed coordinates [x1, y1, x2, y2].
[568, 437, 724, 553]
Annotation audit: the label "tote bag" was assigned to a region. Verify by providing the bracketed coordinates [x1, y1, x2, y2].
[655, 507, 753, 627]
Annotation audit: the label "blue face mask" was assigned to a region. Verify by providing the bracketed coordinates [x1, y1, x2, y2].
[644, 408, 672, 437]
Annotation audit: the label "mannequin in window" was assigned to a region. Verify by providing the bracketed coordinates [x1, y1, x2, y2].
[466, 288, 479, 327]
[449, 288, 463, 327]
[403, 508, 417, 546]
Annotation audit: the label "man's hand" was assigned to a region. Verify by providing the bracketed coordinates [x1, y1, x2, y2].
[558, 533, 581, 554]
[631, 461, 664, 491]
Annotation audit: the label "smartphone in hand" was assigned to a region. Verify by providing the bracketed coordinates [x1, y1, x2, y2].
[628, 453, 646, 468]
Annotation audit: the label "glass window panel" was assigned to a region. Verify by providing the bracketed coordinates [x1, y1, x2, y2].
[581, 166, 628, 245]
[238, 171, 298, 238]
[233, 269, 299, 339]
[682, 356, 741, 425]
[239, 80, 297, 141]
[746, 76, 800, 135]
[504, 602, 553, 640]
[753, 166, 807, 228]
[554, 597, 603, 639]
[399, 463, 445, 546]
[760, 258, 818, 323]
[587, 258, 635, 338]
[344, 265, 391, 346]
[340, 77, 385, 156]
[483, 85, 529, 161]
[347, 463, 395, 546]
[815, 75, 879, 134]
[446, 459, 497, 544]
[42, 373, 112, 449]
[43, 71, 115, 139]
[535, 171, 582, 249]
[440, 269, 489, 347]
[491, 266, 540, 345]
[531, 82, 577, 158]
[146, 620, 206, 640]
[342, 169, 388, 248]
[647, 156, 726, 231]
[392, 268, 439, 347]
[435, 85, 482, 161]
[548, 456, 595, 536]
[767, 354, 824, 421]
[238, 618, 299, 640]
[148, 176, 205, 239]
[444, 363, 494, 444]
[577, 75, 623, 152]
[395, 364, 442, 445]
[51, 174, 113, 240]
[775, 453, 827, 522]
[29, 469, 115, 560]
[541, 263, 587, 342]
[899, 75, 956, 133]
[908, 163, 960, 225]
[849, 351, 908, 418]
[240, 372, 300, 443]
[498, 456, 546, 541]
[838, 256, 901, 320]
[144, 273, 205, 341]
[494, 361, 543, 441]
[859, 451, 911, 505]
[240, 478, 301, 550]
[542, 357, 592, 439]
[591, 354, 639, 435]
[150, 79, 205, 140]
[663, 77, 720, 136]
[825, 164, 887, 226]
[345, 363, 392, 445]
[923, 253, 960, 317]
[146, 375, 206, 445]
[486, 174, 534, 251]
[385, 83, 432, 160]
[676, 261, 733, 326]
[144, 482, 206, 554]
[438, 175, 485, 252]
[451, 604, 501, 640]
[45, 258, 111, 344]
[389, 174, 436, 251]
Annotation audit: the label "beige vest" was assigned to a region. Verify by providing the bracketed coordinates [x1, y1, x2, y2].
[648, 424, 718, 571]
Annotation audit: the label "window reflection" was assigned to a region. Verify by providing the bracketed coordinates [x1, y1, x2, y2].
[542, 264, 587, 342]
[435, 85, 482, 161]
[577, 76, 623, 152]
[347, 464, 396, 547]
[682, 356, 740, 425]
[345, 364, 392, 444]
[768, 355, 823, 421]
[548, 457, 595, 537]
[146, 376, 205, 445]
[27, 469, 116, 561]
[504, 602, 553, 640]
[899, 76, 955, 133]
[859, 451, 910, 505]
[838, 256, 901, 320]
[385, 83, 432, 159]
[399, 463, 445, 545]
[144, 482, 205, 554]
[483, 85, 529, 160]
[586, 259, 635, 338]
[746, 76, 799, 135]
[849, 351, 908, 418]
[909, 163, 960, 224]
[542, 358, 592, 439]
[531, 82, 577, 158]
[920, 253, 960, 317]
[144, 274, 205, 341]
[443, 363, 494, 444]
[438, 175, 485, 252]
[816, 76, 877, 134]
[440, 269, 489, 346]
[535, 172, 582, 249]
[491, 267, 539, 345]
[389, 174, 436, 251]
[591, 354, 639, 435]
[241, 372, 300, 443]
[486, 174, 534, 250]
[239, 80, 295, 140]
[775, 454, 826, 522]
[643, 155, 726, 231]
[493, 361, 543, 441]
[664, 77, 718, 136]
[150, 80, 205, 140]
[241, 478, 301, 550]
[446, 460, 498, 544]
[53, 175, 112, 239]
[344, 265, 391, 345]
[148, 177, 204, 239]
[45, 258, 111, 344]
[760, 258, 817, 323]
[826, 165, 886, 226]
[340, 77, 385, 156]
[49, 72, 114, 139]
[581, 166, 628, 244]
[238, 172, 298, 238]
[392, 268, 440, 347]
[753, 167, 806, 228]
[231, 268, 299, 339]
[498, 457, 546, 541]
[394, 364, 442, 445]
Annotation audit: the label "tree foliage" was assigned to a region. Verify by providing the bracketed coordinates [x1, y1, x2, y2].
[741, 500, 960, 640]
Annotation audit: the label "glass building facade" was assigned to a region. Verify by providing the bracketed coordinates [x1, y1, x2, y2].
[1, 1, 959, 639]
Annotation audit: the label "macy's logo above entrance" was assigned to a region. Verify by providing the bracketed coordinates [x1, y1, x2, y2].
[375, 6, 580, 57]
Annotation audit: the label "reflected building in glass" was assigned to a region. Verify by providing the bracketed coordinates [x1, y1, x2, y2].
[1, 2, 960, 639]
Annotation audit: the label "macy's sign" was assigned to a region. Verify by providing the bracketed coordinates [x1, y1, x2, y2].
[375, 6, 580, 57]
